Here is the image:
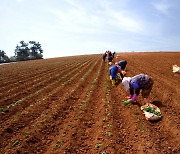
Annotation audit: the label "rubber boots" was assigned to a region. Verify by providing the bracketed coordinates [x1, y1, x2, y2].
[112, 80, 115, 86]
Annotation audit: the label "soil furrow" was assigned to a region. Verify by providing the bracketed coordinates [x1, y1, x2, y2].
[0, 56, 101, 153]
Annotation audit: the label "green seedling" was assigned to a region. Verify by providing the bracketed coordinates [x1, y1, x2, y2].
[95, 143, 103, 149]
[133, 111, 139, 115]
[0, 108, 3, 112]
[75, 113, 80, 117]
[122, 100, 131, 107]
[32, 125, 37, 128]
[104, 82, 108, 89]
[6, 105, 11, 109]
[12, 140, 20, 147]
[103, 118, 108, 122]
[23, 131, 30, 136]
[142, 128, 147, 133]
[56, 140, 62, 148]
[108, 124, 112, 128]
[136, 117, 140, 121]
[62, 132, 66, 137]
[105, 131, 111, 136]
[138, 122, 143, 127]
[107, 113, 111, 117]
[82, 100, 88, 104]
[79, 105, 84, 109]
[39, 120, 45, 123]
[98, 125, 103, 129]
[43, 115, 47, 118]
[72, 119, 77, 122]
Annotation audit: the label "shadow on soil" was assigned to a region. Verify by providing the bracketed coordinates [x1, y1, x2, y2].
[151, 101, 165, 107]
[132, 101, 141, 107]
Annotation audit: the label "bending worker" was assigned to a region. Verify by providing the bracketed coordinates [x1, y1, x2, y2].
[108, 51, 114, 63]
[103, 51, 108, 62]
[109, 64, 124, 86]
[122, 73, 154, 105]
[115, 60, 127, 70]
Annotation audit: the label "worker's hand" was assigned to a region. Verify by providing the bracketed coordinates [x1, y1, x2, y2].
[126, 95, 132, 99]
[109, 75, 112, 80]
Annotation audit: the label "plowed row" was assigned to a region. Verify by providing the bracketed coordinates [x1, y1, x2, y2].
[0, 52, 180, 154]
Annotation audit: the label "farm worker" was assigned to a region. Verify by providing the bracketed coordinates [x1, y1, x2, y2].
[103, 51, 108, 62]
[109, 64, 124, 86]
[122, 73, 154, 105]
[115, 60, 127, 70]
[108, 51, 113, 63]
[112, 52, 116, 58]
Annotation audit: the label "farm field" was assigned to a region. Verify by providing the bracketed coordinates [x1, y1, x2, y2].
[0, 52, 180, 154]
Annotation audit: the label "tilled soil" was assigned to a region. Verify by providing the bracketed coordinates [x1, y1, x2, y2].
[0, 52, 180, 154]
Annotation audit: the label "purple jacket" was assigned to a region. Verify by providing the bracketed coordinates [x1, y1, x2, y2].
[129, 74, 149, 95]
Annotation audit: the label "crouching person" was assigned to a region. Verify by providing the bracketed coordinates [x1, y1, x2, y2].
[115, 60, 127, 71]
[109, 64, 124, 86]
[122, 73, 154, 105]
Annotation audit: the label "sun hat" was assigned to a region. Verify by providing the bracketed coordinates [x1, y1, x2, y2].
[122, 77, 131, 91]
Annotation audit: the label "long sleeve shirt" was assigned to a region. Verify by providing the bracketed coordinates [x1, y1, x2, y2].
[109, 65, 122, 80]
[129, 74, 149, 95]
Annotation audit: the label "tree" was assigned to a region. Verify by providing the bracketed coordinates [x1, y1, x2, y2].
[15, 40, 43, 61]
[0, 50, 10, 63]
[15, 41, 30, 61]
[29, 41, 43, 59]
[0, 50, 5, 61]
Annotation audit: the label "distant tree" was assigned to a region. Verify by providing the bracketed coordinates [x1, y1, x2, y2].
[9, 56, 16, 62]
[0, 50, 10, 63]
[29, 41, 43, 59]
[14, 40, 43, 61]
[0, 50, 5, 61]
[15, 41, 30, 61]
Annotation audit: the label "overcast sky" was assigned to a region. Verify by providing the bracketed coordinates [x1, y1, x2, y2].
[0, 0, 180, 58]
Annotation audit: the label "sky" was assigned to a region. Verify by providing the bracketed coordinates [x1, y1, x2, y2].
[0, 0, 180, 58]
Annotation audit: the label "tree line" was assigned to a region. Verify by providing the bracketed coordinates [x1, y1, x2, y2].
[0, 40, 43, 63]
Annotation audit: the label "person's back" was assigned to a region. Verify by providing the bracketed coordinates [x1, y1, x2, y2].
[131, 74, 149, 89]
[108, 51, 112, 57]
[108, 51, 113, 62]
[112, 52, 116, 58]
[117, 60, 127, 70]
[103, 53, 107, 61]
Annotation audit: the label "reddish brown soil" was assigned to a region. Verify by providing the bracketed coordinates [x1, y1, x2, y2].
[0, 52, 180, 154]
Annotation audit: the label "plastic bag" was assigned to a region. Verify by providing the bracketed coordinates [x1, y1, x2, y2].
[172, 65, 180, 73]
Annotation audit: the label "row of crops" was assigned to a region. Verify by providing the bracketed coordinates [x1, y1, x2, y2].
[0, 54, 115, 153]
